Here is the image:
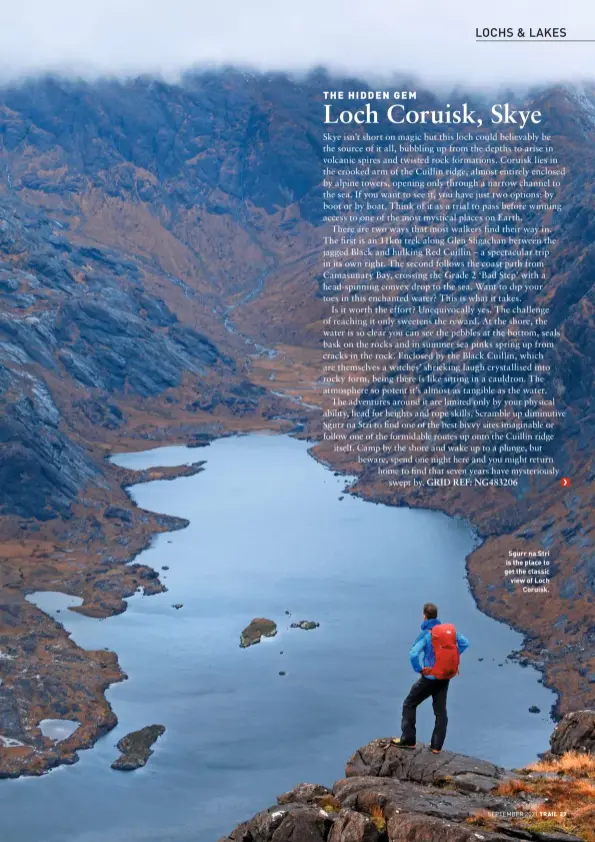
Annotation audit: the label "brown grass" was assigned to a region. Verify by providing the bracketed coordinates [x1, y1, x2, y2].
[575, 779, 595, 798]
[466, 753, 595, 842]
[513, 769, 594, 840]
[465, 810, 493, 828]
[524, 751, 595, 777]
[318, 795, 341, 813]
[368, 803, 386, 832]
[495, 778, 532, 796]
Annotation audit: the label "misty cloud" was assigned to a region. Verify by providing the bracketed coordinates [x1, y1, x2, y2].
[1, 0, 595, 86]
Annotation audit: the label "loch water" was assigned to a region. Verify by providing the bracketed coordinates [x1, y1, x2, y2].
[0, 434, 556, 842]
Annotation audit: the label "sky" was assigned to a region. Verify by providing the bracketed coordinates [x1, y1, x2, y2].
[2, 0, 595, 87]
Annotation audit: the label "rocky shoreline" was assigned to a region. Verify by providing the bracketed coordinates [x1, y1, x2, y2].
[0, 426, 567, 782]
[0, 451, 215, 779]
[111, 724, 166, 771]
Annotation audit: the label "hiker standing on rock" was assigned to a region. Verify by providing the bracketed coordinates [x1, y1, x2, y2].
[393, 602, 469, 753]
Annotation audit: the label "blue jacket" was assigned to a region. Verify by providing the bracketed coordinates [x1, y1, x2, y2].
[409, 619, 469, 679]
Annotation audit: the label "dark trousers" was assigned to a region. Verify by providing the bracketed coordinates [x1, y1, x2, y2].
[400, 676, 450, 750]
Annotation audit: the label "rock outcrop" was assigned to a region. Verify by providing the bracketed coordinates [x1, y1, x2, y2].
[220, 738, 584, 842]
[240, 618, 278, 648]
[549, 710, 595, 755]
[111, 724, 165, 771]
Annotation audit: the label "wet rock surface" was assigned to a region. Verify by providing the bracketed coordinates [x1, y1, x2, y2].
[111, 724, 165, 771]
[220, 738, 583, 842]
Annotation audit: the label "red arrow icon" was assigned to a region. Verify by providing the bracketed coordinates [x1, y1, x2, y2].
[560, 477, 571, 488]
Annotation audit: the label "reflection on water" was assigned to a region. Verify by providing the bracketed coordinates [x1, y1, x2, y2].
[39, 720, 80, 742]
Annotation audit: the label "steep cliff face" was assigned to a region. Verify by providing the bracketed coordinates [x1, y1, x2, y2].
[0, 195, 238, 519]
[0, 72, 593, 778]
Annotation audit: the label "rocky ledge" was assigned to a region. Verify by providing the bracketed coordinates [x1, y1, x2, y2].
[220, 713, 595, 842]
[111, 724, 165, 771]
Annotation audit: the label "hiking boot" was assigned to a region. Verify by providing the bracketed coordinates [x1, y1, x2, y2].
[391, 738, 416, 749]
[430, 748, 441, 754]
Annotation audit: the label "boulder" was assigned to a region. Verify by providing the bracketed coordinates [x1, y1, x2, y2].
[220, 804, 332, 842]
[549, 710, 595, 755]
[344, 739, 504, 793]
[333, 775, 508, 821]
[278, 783, 332, 805]
[328, 809, 380, 842]
[386, 812, 513, 841]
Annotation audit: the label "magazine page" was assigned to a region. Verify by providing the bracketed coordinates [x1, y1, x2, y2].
[0, 2, 593, 841]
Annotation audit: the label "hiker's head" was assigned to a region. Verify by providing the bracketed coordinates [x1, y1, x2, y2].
[423, 602, 438, 621]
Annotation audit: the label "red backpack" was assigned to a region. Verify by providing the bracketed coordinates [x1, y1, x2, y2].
[423, 623, 460, 679]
